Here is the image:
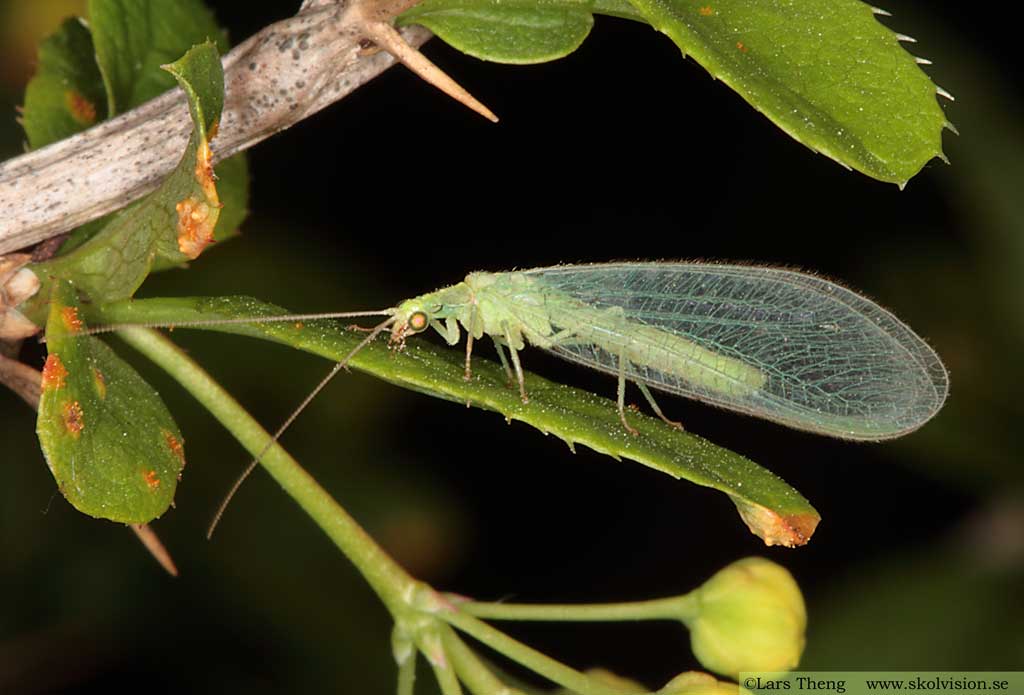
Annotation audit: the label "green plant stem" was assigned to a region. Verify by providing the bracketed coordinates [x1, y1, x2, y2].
[397, 654, 417, 695]
[442, 626, 522, 695]
[116, 326, 666, 694]
[116, 327, 416, 614]
[456, 594, 699, 623]
[440, 610, 638, 695]
[429, 648, 465, 695]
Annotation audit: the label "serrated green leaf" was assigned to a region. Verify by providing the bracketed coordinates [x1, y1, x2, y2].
[37, 281, 185, 524]
[21, 17, 107, 149]
[28, 42, 227, 308]
[398, 0, 945, 182]
[624, 0, 949, 184]
[398, 0, 595, 64]
[90, 296, 821, 547]
[89, 0, 228, 114]
[160, 41, 224, 139]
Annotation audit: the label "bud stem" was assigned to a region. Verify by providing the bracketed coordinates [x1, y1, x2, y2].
[454, 594, 700, 623]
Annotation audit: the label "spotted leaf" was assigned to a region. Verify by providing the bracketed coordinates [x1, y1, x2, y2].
[36, 280, 185, 523]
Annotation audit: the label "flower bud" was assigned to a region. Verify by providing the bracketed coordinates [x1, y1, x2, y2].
[685, 557, 806, 678]
[660, 671, 746, 695]
[553, 669, 646, 694]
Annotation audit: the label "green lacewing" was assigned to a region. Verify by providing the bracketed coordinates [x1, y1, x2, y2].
[377, 263, 948, 440]
[94, 262, 948, 440]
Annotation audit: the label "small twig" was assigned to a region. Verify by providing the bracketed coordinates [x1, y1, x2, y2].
[0, 352, 41, 408]
[130, 524, 180, 576]
[0, 1, 441, 254]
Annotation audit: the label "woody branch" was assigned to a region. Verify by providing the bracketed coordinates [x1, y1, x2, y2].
[0, 0, 438, 255]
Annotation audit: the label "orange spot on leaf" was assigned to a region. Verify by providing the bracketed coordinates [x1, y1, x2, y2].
[143, 469, 161, 490]
[195, 140, 219, 202]
[176, 197, 217, 260]
[736, 41, 748, 52]
[65, 90, 97, 125]
[42, 353, 68, 390]
[698, 5, 714, 16]
[62, 401, 84, 438]
[176, 137, 223, 260]
[92, 367, 107, 399]
[61, 306, 83, 334]
[294, 321, 305, 330]
[733, 497, 819, 547]
[163, 430, 185, 468]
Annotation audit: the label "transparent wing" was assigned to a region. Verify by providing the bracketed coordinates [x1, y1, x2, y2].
[509, 263, 947, 440]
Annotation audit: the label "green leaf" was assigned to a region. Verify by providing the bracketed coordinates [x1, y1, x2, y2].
[28, 42, 227, 308]
[397, 0, 596, 64]
[89, 296, 821, 547]
[89, 0, 228, 114]
[622, 0, 950, 185]
[161, 41, 224, 138]
[21, 17, 107, 149]
[36, 281, 185, 524]
[401, 0, 948, 182]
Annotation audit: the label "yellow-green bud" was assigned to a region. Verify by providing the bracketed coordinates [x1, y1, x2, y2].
[660, 671, 748, 695]
[553, 669, 646, 694]
[685, 557, 806, 678]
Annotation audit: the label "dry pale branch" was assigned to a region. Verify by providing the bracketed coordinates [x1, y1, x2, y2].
[0, 351, 41, 408]
[0, 0, 490, 254]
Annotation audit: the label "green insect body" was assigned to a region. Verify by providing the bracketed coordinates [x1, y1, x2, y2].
[105, 262, 944, 444]
[476, 272, 765, 397]
[387, 264, 947, 440]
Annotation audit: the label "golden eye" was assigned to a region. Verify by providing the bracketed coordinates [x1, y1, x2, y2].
[408, 311, 429, 333]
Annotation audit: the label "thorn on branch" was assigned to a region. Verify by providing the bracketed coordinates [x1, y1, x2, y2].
[352, 0, 500, 122]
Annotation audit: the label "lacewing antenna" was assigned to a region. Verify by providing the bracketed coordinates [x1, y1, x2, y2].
[206, 314, 398, 539]
[56, 310, 397, 340]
